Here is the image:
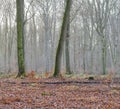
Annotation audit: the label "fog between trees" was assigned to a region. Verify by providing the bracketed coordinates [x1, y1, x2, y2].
[0, 0, 120, 75]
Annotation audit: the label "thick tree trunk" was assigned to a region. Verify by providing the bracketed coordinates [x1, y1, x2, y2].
[53, 0, 72, 77]
[16, 0, 25, 77]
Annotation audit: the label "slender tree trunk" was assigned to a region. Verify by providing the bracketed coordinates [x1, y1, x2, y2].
[8, 15, 14, 73]
[51, 0, 57, 70]
[16, 0, 25, 77]
[65, 8, 72, 74]
[82, 17, 87, 74]
[4, 18, 8, 73]
[32, 8, 37, 72]
[101, 36, 107, 75]
[43, 3, 52, 72]
[53, 0, 72, 77]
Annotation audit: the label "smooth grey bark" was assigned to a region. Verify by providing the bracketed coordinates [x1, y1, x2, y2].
[65, 4, 72, 74]
[53, 0, 72, 77]
[88, 0, 94, 74]
[51, 0, 57, 71]
[81, 9, 88, 73]
[16, 0, 25, 77]
[41, 1, 52, 72]
[4, 18, 8, 73]
[8, 16, 14, 73]
[32, 14, 38, 72]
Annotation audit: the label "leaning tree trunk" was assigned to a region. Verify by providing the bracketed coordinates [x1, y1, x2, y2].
[16, 0, 25, 77]
[53, 0, 72, 77]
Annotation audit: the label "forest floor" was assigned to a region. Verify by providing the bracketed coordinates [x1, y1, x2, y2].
[0, 76, 120, 109]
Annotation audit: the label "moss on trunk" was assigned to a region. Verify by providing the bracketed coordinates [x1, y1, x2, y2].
[53, 0, 72, 77]
[16, 0, 25, 77]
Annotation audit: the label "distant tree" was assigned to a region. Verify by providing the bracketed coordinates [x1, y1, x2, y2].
[16, 0, 25, 77]
[92, 0, 111, 74]
[53, 0, 72, 77]
[65, 0, 72, 74]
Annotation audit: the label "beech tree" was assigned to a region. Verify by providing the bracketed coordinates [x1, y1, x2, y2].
[16, 0, 25, 77]
[53, 0, 72, 77]
[65, 0, 72, 74]
[92, 0, 113, 74]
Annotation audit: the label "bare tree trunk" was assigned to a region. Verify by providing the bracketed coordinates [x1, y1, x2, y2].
[53, 0, 72, 77]
[16, 0, 25, 77]
[65, 5, 72, 74]
[101, 36, 107, 75]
